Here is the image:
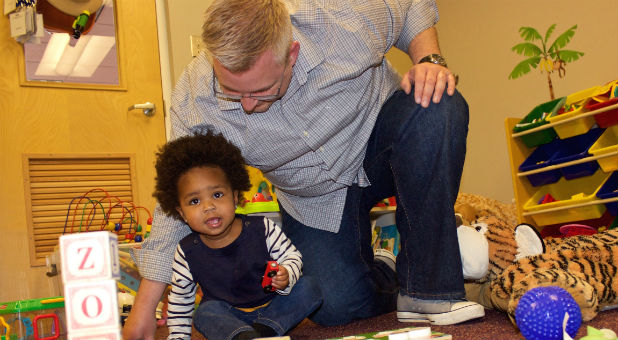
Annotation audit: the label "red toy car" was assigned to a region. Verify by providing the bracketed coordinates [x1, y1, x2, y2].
[261, 261, 279, 293]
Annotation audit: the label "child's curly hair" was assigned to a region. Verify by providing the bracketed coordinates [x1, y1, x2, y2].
[153, 131, 251, 221]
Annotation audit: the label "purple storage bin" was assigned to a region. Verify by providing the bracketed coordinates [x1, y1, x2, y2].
[519, 139, 562, 186]
[597, 171, 618, 216]
[550, 128, 605, 180]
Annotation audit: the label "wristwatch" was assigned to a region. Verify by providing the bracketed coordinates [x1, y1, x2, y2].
[418, 54, 447, 68]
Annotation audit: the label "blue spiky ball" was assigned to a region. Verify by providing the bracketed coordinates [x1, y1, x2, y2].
[515, 286, 582, 340]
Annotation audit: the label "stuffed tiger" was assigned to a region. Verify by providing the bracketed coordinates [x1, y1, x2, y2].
[458, 212, 618, 322]
[455, 193, 518, 227]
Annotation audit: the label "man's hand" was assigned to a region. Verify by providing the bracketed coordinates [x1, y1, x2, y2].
[400, 62, 457, 108]
[122, 279, 167, 340]
[271, 265, 289, 290]
[122, 306, 157, 340]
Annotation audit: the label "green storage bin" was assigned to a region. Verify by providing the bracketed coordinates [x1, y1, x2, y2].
[514, 97, 565, 147]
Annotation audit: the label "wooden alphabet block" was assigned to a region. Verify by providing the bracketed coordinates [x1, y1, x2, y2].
[59, 231, 120, 282]
[64, 280, 120, 333]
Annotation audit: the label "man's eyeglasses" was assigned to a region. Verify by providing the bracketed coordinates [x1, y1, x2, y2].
[212, 64, 287, 102]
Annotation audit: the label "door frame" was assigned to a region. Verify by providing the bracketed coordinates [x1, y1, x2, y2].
[155, 0, 173, 140]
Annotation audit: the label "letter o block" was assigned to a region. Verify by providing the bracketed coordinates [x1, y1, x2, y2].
[64, 280, 119, 333]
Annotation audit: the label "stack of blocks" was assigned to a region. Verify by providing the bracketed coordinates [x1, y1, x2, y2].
[59, 231, 122, 339]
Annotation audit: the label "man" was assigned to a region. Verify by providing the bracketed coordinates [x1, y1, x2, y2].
[124, 0, 483, 338]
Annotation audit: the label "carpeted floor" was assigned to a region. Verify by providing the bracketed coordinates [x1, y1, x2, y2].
[154, 308, 618, 339]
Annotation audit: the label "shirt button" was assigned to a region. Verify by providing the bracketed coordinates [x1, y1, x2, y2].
[319, 147, 324, 152]
[303, 131, 309, 137]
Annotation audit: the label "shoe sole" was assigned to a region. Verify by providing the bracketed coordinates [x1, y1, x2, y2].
[397, 304, 485, 325]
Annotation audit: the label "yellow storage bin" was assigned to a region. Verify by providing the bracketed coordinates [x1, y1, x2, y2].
[589, 125, 618, 172]
[523, 170, 609, 226]
[564, 85, 600, 106]
[547, 85, 602, 139]
[589, 80, 618, 104]
[547, 99, 595, 139]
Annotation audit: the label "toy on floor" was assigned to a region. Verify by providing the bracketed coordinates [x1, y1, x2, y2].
[454, 193, 520, 227]
[459, 212, 618, 323]
[328, 326, 451, 340]
[580, 327, 618, 340]
[0, 297, 66, 340]
[118, 292, 135, 326]
[117, 244, 142, 295]
[515, 286, 581, 340]
[63, 188, 152, 243]
[0, 316, 9, 340]
[371, 211, 400, 256]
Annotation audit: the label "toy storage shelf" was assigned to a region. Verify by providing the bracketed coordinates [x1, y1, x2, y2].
[505, 102, 618, 227]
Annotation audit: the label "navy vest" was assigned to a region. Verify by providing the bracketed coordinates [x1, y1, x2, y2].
[179, 215, 274, 308]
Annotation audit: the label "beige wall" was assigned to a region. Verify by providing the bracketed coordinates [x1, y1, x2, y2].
[436, 0, 618, 203]
[166, 1, 617, 205]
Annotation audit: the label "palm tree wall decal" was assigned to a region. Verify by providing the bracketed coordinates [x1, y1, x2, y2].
[509, 24, 584, 100]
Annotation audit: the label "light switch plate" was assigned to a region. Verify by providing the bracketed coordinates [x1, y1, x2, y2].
[190, 34, 204, 57]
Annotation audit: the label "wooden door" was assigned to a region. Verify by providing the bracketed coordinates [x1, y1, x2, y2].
[0, 1, 165, 301]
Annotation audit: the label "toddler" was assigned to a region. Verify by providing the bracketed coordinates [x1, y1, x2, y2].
[154, 132, 322, 340]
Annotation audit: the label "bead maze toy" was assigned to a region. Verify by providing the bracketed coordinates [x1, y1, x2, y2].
[59, 188, 152, 308]
[62, 188, 152, 243]
[0, 297, 66, 340]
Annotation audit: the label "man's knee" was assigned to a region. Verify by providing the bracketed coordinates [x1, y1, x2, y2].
[307, 274, 377, 326]
[429, 90, 469, 131]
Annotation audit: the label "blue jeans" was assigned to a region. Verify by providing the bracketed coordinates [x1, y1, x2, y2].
[193, 276, 322, 340]
[280, 89, 469, 326]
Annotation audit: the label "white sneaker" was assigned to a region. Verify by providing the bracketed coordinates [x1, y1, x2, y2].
[397, 293, 485, 325]
[374, 248, 396, 272]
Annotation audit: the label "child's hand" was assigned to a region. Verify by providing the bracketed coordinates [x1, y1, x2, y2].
[271, 265, 289, 290]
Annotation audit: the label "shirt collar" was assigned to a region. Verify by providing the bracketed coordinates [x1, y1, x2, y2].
[290, 26, 324, 86]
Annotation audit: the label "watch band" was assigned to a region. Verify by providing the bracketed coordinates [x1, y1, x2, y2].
[418, 54, 447, 68]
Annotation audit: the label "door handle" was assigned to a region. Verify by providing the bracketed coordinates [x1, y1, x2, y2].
[128, 102, 156, 116]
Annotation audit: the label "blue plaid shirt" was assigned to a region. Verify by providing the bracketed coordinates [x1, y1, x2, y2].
[135, 0, 438, 283]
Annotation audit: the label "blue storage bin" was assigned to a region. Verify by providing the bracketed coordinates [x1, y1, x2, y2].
[550, 128, 605, 180]
[519, 139, 562, 186]
[597, 171, 618, 216]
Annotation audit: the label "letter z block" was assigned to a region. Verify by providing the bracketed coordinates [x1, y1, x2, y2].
[59, 231, 120, 282]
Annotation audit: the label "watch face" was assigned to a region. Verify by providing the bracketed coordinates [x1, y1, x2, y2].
[420, 54, 447, 67]
[433, 55, 446, 65]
